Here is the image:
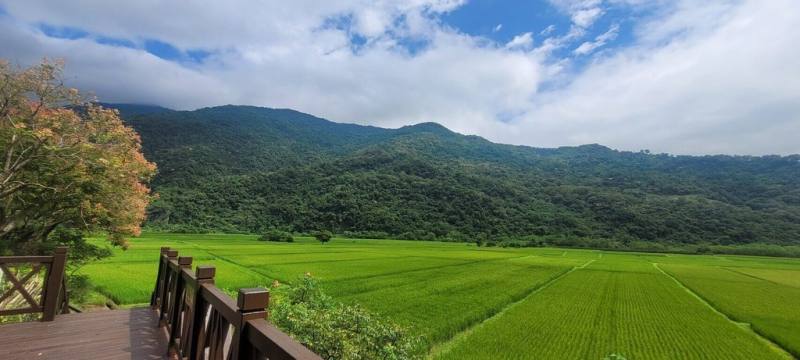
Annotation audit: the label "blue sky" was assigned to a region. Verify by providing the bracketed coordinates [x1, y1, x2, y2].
[10, 1, 644, 75]
[0, 0, 798, 155]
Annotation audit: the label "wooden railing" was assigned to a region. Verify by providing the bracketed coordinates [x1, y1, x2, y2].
[150, 247, 322, 360]
[0, 246, 69, 321]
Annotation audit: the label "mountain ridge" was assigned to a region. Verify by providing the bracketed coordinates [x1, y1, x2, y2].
[104, 103, 800, 251]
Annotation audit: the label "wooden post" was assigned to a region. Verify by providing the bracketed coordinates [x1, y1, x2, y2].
[232, 288, 269, 359]
[60, 276, 70, 314]
[151, 247, 170, 307]
[41, 246, 68, 321]
[188, 265, 216, 360]
[168, 257, 192, 354]
[159, 250, 179, 323]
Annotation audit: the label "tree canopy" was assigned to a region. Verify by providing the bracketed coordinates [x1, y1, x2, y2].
[114, 104, 800, 252]
[0, 60, 156, 255]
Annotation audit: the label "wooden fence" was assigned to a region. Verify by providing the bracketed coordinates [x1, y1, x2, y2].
[150, 247, 322, 360]
[0, 246, 69, 321]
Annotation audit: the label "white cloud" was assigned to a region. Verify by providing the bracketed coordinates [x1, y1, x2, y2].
[505, 32, 534, 50]
[571, 7, 604, 28]
[0, 0, 798, 155]
[499, 0, 800, 155]
[548, 0, 605, 29]
[0, 0, 542, 138]
[573, 23, 619, 55]
[493, 24, 503, 32]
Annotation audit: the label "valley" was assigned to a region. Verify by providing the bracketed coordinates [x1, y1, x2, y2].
[82, 233, 800, 359]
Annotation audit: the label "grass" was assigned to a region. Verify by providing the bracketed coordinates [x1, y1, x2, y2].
[435, 256, 789, 360]
[79, 233, 799, 358]
[661, 263, 800, 358]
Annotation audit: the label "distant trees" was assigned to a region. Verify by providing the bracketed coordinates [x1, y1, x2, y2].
[259, 229, 294, 243]
[313, 230, 332, 244]
[116, 93, 800, 254]
[0, 59, 156, 255]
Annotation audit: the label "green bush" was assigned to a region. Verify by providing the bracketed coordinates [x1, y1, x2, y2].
[259, 230, 294, 243]
[312, 230, 333, 244]
[269, 275, 423, 359]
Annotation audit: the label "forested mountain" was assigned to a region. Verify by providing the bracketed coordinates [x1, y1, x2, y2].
[114, 104, 800, 250]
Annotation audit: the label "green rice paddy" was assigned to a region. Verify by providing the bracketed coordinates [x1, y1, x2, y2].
[81, 233, 800, 359]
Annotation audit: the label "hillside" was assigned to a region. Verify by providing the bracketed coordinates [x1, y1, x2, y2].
[114, 104, 800, 250]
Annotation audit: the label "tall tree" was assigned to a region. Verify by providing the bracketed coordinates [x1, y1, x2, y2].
[0, 59, 156, 254]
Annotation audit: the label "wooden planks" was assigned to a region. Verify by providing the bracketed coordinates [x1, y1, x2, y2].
[0, 308, 167, 359]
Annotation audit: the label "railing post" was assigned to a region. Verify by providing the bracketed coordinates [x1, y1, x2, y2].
[159, 250, 179, 323]
[41, 246, 68, 321]
[168, 256, 192, 355]
[232, 288, 269, 360]
[151, 246, 170, 308]
[188, 265, 216, 360]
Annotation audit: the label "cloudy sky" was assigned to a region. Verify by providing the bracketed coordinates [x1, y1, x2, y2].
[1, 0, 798, 155]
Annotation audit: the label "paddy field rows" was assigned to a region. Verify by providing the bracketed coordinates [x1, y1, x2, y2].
[82, 233, 800, 359]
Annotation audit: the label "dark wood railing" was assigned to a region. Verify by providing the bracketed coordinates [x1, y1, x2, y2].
[0, 246, 69, 321]
[150, 247, 322, 360]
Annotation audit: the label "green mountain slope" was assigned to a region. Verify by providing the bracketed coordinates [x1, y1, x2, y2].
[113, 104, 800, 248]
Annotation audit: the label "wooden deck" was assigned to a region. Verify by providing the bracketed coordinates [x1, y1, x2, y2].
[0, 308, 167, 359]
[0, 247, 321, 360]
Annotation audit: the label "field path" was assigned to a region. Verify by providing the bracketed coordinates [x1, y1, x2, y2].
[427, 257, 597, 358]
[653, 263, 795, 359]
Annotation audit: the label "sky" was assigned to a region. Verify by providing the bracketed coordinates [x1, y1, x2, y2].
[0, 0, 798, 155]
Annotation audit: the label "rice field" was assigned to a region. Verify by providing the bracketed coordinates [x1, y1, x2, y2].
[81, 233, 800, 359]
[660, 262, 800, 358]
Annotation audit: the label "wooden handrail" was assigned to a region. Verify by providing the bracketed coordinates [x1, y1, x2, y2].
[0, 246, 69, 321]
[150, 247, 321, 360]
[0, 256, 55, 264]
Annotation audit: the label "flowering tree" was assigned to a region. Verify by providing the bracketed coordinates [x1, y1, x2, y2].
[0, 59, 156, 254]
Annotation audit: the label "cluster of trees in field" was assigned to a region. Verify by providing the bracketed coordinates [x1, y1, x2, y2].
[113, 105, 800, 254]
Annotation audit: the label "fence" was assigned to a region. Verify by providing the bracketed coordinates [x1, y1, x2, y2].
[150, 247, 322, 360]
[0, 246, 69, 321]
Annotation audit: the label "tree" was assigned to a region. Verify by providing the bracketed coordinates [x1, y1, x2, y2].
[313, 230, 332, 244]
[0, 59, 156, 255]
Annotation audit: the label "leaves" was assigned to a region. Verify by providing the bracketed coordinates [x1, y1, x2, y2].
[269, 274, 423, 360]
[0, 59, 156, 254]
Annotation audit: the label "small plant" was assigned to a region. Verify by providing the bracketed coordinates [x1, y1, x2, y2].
[259, 229, 294, 243]
[604, 353, 627, 360]
[313, 230, 333, 244]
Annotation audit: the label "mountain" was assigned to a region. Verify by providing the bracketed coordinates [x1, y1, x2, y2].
[98, 103, 173, 119]
[109, 104, 800, 252]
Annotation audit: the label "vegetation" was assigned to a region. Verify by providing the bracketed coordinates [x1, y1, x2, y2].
[435, 257, 788, 360]
[0, 61, 155, 255]
[259, 229, 293, 242]
[80, 233, 800, 359]
[662, 263, 800, 357]
[269, 274, 422, 359]
[313, 230, 332, 244]
[109, 105, 800, 254]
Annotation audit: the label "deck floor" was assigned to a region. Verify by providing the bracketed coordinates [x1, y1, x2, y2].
[0, 308, 167, 359]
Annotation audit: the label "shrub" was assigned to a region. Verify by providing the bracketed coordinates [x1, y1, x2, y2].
[313, 230, 333, 244]
[269, 275, 423, 359]
[259, 229, 294, 243]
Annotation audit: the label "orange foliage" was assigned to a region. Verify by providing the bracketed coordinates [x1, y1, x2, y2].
[0, 59, 156, 250]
